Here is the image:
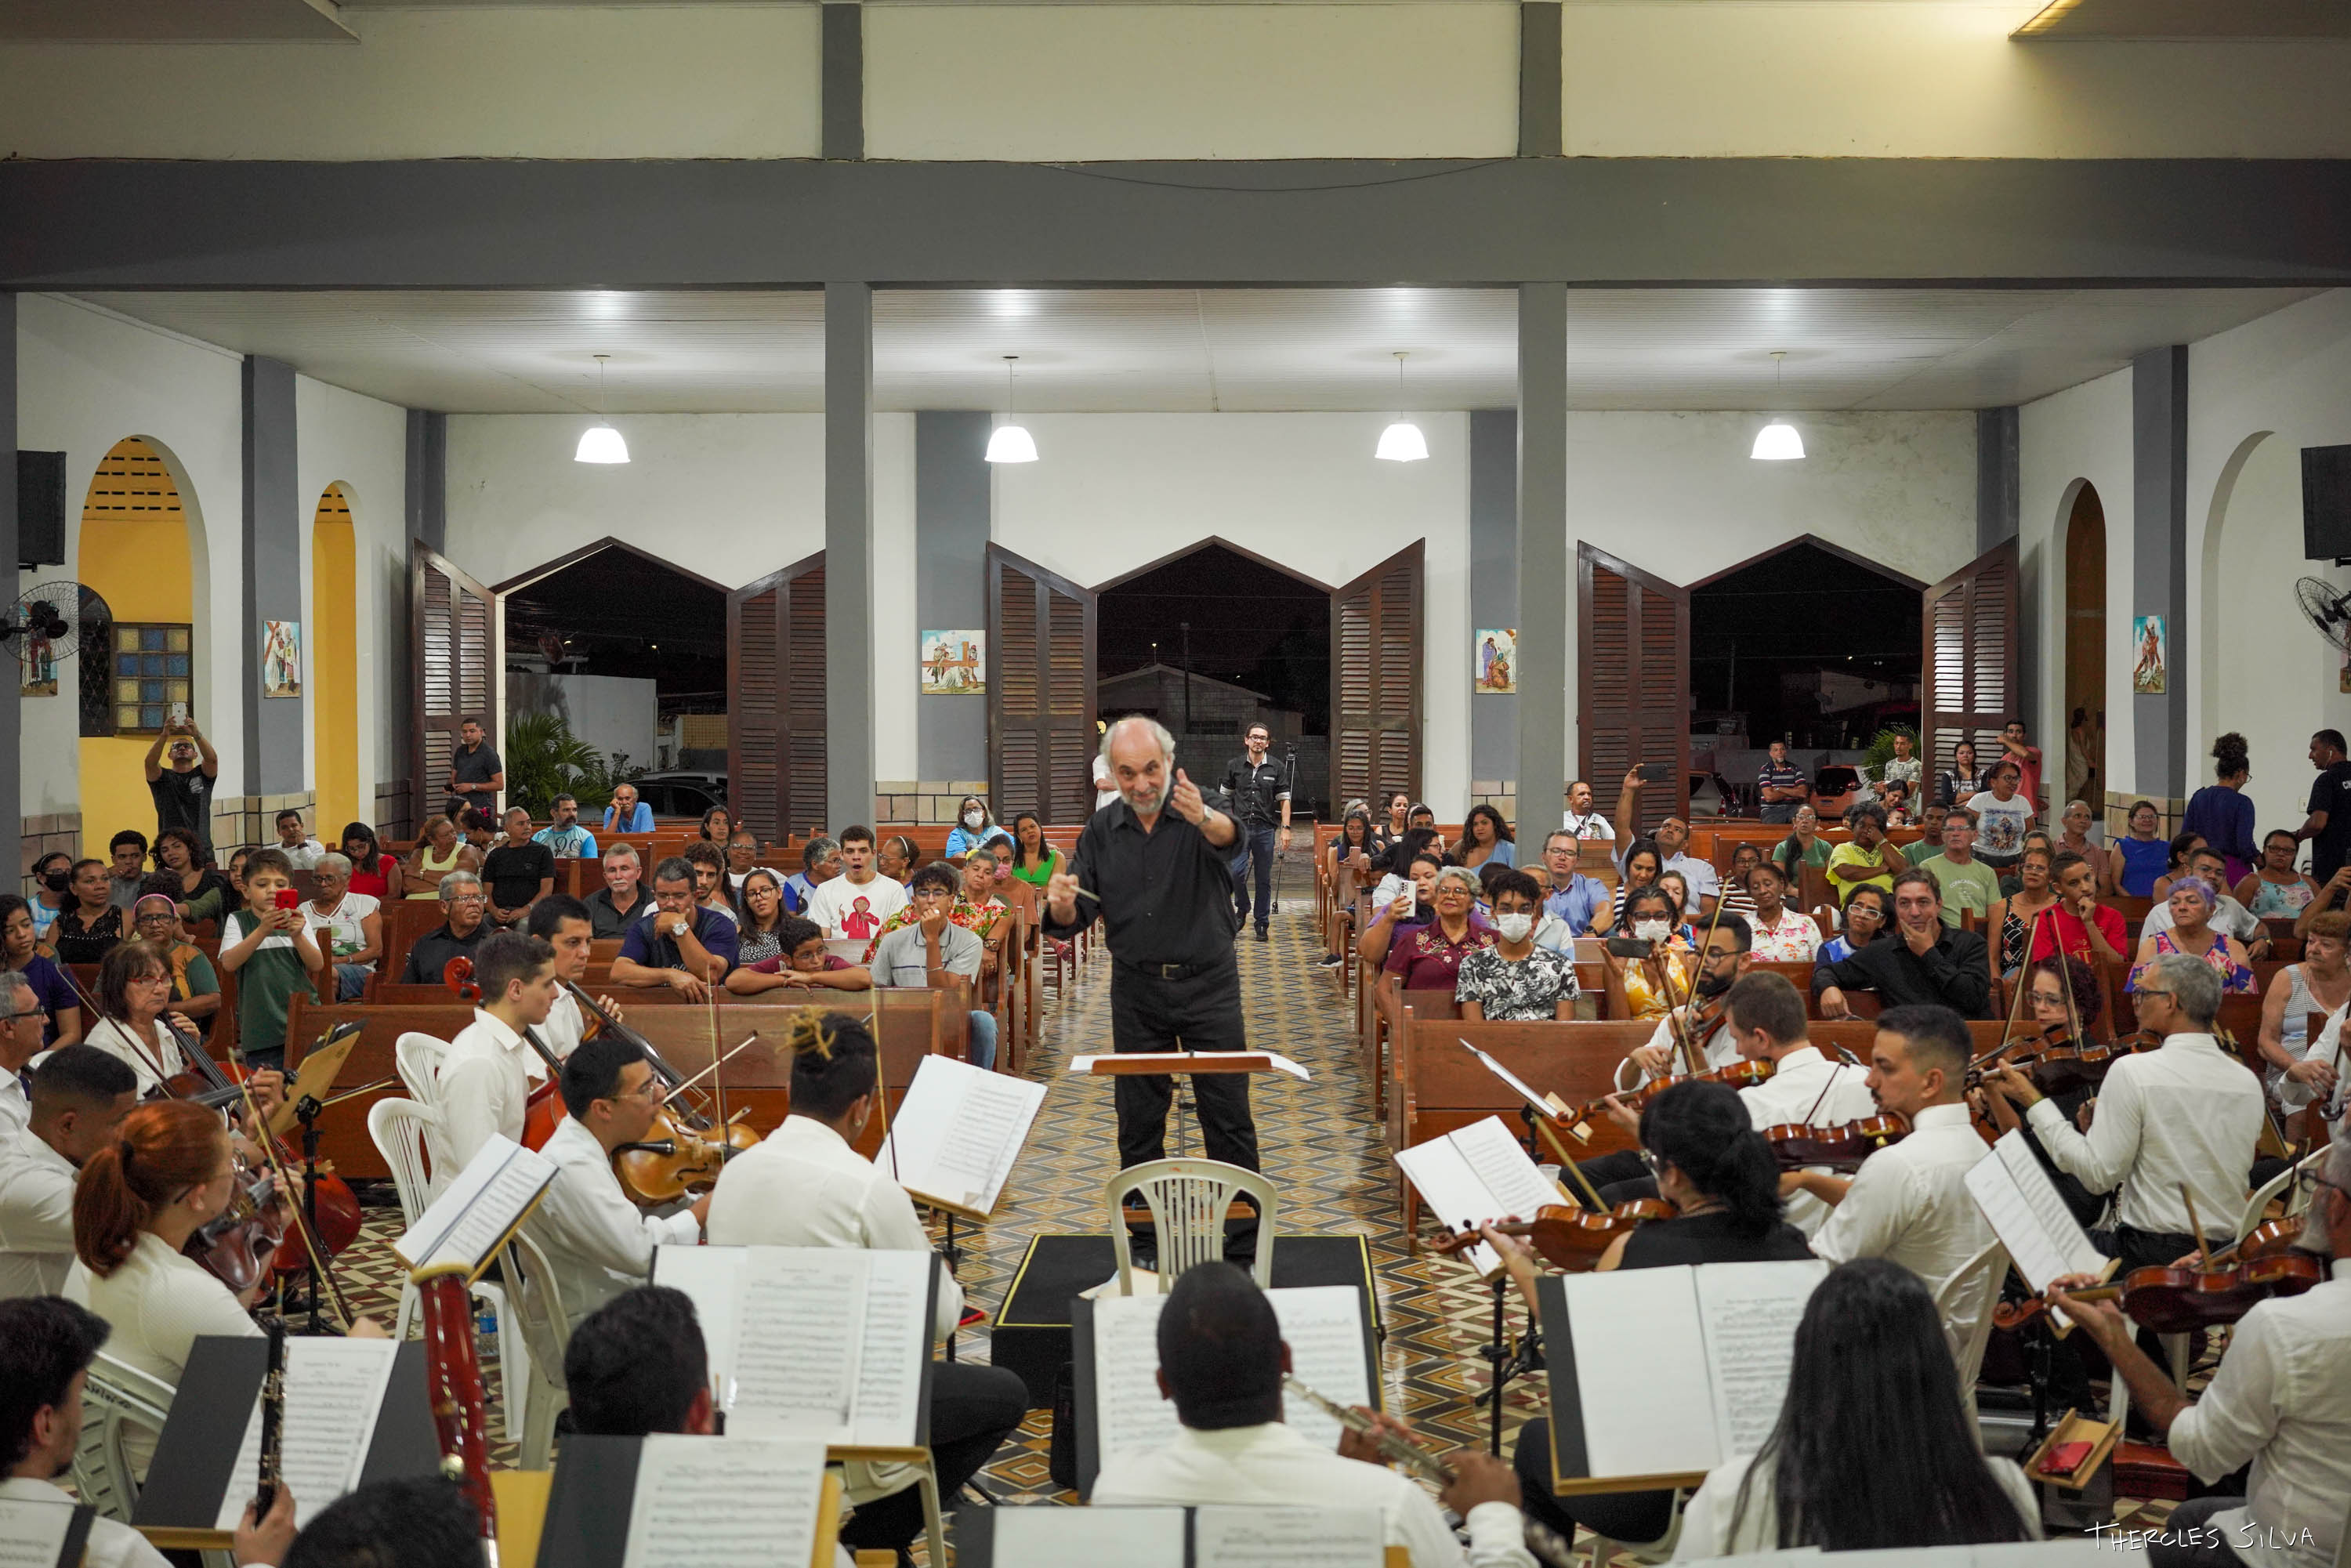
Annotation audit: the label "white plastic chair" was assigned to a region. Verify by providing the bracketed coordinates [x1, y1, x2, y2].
[500, 1229, 571, 1471]
[394, 1030, 448, 1106]
[2237, 1146, 2328, 1242]
[1932, 1238, 2009, 1433]
[1105, 1158, 1279, 1295]
[71, 1353, 176, 1523]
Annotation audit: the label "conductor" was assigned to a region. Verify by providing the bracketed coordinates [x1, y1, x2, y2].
[1047, 716, 1263, 1264]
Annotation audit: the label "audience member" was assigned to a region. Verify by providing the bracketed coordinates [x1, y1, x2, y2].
[271, 808, 326, 871]
[1323, 809, 1380, 967]
[339, 822, 400, 900]
[1560, 778, 1614, 842]
[726, 913, 871, 994]
[734, 867, 794, 967]
[721, 828, 765, 904]
[1538, 830, 1609, 937]
[302, 853, 383, 1001]
[1604, 885, 1699, 1023]
[151, 827, 234, 927]
[1367, 791, 1413, 860]
[1717, 842, 1763, 922]
[445, 716, 503, 820]
[944, 795, 1014, 859]
[2145, 846, 2270, 957]
[1742, 861, 1820, 961]
[2056, 798, 2103, 866]
[602, 780, 654, 834]
[1878, 777, 1915, 826]
[1934, 738, 1983, 809]
[1814, 869, 1993, 1019]
[105, 831, 149, 912]
[482, 806, 556, 929]
[458, 806, 498, 860]
[1756, 740, 1808, 824]
[0, 897, 81, 1046]
[610, 856, 740, 998]
[871, 863, 997, 1070]
[1456, 870, 1578, 1020]
[53, 859, 126, 965]
[1357, 850, 1444, 970]
[219, 848, 325, 1068]
[2026, 851, 2130, 975]
[1596, 839, 1665, 938]
[2238, 829, 2321, 921]
[2255, 908, 2349, 1129]
[1918, 801, 1948, 845]
[957, 847, 1012, 954]
[397, 869, 491, 984]
[1817, 883, 1888, 965]
[1773, 803, 1831, 888]
[2298, 728, 2351, 905]
[2152, 831, 2209, 901]
[1963, 759, 2034, 869]
[806, 826, 909, 942]
[1981, 843, 2060, 984]
[876, 833, 918, 884]
[2109, 798, 2171, 900]
[585, 842, 650, 937]
[699, 804, 735, 845]
[129, 894, 221, 1034]
[2128, 876, 2256, 996]
[788, 833, 846, 914]
[1824, 804, 1904, 907]
[532, 793, 599, 860]
[27, 851, 71, 941]
[403, 813, 478, 899]
[0, 1046, 139, 1296]
[2183, 732, 2258, 884]
[679, 840, 737, 929]
[1382, 865, 1494, 999]
[142, 715, 219, 851]
[1995, 719, 2043, 817]
[1455, 803, 1515, 870]
[1879, 731, 1923, 797]
[1915, 810, 2001, 930]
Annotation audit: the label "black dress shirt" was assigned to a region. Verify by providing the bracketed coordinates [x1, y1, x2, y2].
[1220, 755, 1291, 829]
[1043, 800, 1239, 965]
[400, 922, 487, 984]
[1810, 925, 1994, 1019]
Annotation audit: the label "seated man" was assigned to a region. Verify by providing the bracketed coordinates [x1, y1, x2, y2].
[705, 1012, 1027, 1563]
[1536, 831, 1608, 939]
[1090, 1262, 1532, 1568]
[681, 841, 738, 929]
[531, 793, 599, 860]
[398, 870, 491, 984]
[526, 1035, 706, 1331]
[279, 1476, 482, 1568]
[871, 863, 997, 1072]
[610, 856, 739, 999]
[564, 1284, 720, 1437]
[585, 842, 650, 939]
[603, 781, 654, 835]
[1813, 869, 1993, 1020]
[1455, 870, 1578, 1021]
[0, 1045, 140, 1298]
[1756, 740, 1809, 825]
[726, 914, 871, 995]
[1914, 809, 2001, 930]
[272, 807, 327, 871]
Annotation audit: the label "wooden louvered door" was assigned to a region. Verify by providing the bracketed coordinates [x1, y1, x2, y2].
[1329, 542, 1425, 810]
[1578, 543, 1690, 833]
[1922, 539, 2019, 791]
[728, 552, 827, 842]
[988, 547, 1097, 824]
[410, 541, 499, 830]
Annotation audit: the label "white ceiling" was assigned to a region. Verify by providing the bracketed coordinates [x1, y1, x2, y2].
[67, 285, 2320, 415]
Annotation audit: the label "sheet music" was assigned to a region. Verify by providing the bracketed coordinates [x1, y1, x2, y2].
[620, 1434, 828, 1568]
[1067, 1052, 1311, 1081]
[1193, 1505, 1386, 1567]
[1268, 1287, 1375, 1453]
[392, 1135, 556, 1273]
[987, 1507, 1189, 1568]
[876, 1056, 1046, 1214]
[0, 1497, 82, 1568]
[212, 1338, 399, 1530]
[1451, 1116, 1565, 1218]
[1562, 1269, 1719, 1479]
[1693, 1260, 1828, 1460]
[726, 1249, 866, 1439]
[1965, 1132, 2105, 1295]
[849, 1249, 933, 1447]
[652, 1245, 748, 1407]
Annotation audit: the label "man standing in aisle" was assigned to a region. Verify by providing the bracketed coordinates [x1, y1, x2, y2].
[447, 716, 504, 821]
[1221, 722, 1292, 943]
[143, 715, 217, 852]
[1048, 717, 1259, 1266]
[2297, 729, 2351, 909]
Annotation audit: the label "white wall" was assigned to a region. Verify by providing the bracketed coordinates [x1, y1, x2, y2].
[293, 375, 408, 805]
[2020, 367, 2135, 802]
[14, 295, 245, 815]
[509, 673, 659, 773]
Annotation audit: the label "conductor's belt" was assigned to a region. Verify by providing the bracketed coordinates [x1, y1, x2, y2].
[1117, 957, 1223, 980]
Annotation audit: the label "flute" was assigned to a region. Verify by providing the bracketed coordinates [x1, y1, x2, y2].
[1281, 1376, 1578, 1568]
[255, 1316, 287, 1519]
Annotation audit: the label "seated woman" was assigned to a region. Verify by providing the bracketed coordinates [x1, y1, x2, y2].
[51, 859, 125, 966]
[1655, 874, 1701, 945]
[1603, 884, 1697, 1023]
[0, 893, 84, 1047]
[129, 893, 223, 1035]
[340, 820, 403, 900]
[1356, 849, 1445, 970]
[2128, 876, 2256, 995]
[1594, 839, 1668, 939]
[1486, 1081, 1811, 1551]
[697, 804, 734, 846]
[2107, 800, 2172, 900]
[1674, 1258, 2040, 1555]
[1455, 804, 1516, 871]
[1816, 883, 1888, 965]
[733, 868, 795, 969]
[1322, 808, 1378, 969]
[2236, 828, 2320, 923]
[83, 940, 209, 1098]
[877, 835, 920, 885]
[1773, 805, 1832, 891]
[2150, 831, 2208, 902]
[403, 813, 477, 899]
[1005, 813, 1063, 893]
[1985, 843, 2063, 987]
[726, 914, 871, 994]
[153, 827, 236, 929]
[1742, 860, 1820, 962]
[1456, 870, 1578, 1021]
[1380, 866, 1493, 1011]
[943, 795, 1014, 860]
[2255, 908, 2349, 1135]
[1718, 842, 1764, 919]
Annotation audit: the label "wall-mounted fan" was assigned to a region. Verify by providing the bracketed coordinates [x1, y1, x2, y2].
[2297, 576, 2351, 655]
[0, 581, 105, 666]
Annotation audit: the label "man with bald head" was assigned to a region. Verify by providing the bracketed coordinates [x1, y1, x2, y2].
[1048, 716, 1259, 1266]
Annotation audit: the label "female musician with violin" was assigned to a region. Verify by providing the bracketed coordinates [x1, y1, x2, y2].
[1973, 954, 2110, 1228]
[2046, 1136, 2351, 1568]
[1485, 1081, 1811, 1552]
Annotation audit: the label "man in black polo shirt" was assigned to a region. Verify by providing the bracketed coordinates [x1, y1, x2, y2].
[1811, 867, 1993, 1019]
[399, 868, 491, 983]
[447, 716, 504, 820]
[1048, 717, 1258, 1263]
[142, 715, 218, 851]
[1219, 722, 1292, 943]
[2297, 728, 2351, 910]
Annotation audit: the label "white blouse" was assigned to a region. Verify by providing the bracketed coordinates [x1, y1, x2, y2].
[65, 1230, 259, 1471]
[83, 1017, 186, 1099]
[1674, 1447, 2039, 1558]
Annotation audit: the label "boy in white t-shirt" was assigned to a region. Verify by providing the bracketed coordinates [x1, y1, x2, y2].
[802, 826, 909, 942]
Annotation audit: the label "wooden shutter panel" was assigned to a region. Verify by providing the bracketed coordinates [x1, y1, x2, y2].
[729, 552, 826, 842]
[990, 547, 1097, 824]
[1922, 540, 2019, 784]
[1329, 542, 1424, 809]
[410, 541, 498, 830]
[1578, 543, 1690, 834]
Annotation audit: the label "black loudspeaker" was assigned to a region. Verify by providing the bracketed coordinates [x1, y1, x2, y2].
[16, 451, 67, 568]
[2303, 443, 2351, 562]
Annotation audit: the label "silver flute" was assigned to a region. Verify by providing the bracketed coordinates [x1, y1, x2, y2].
[1282, 1375, 1578, 1568]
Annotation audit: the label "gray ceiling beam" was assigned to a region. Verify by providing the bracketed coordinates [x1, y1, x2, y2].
[5, 158, 2350, 291]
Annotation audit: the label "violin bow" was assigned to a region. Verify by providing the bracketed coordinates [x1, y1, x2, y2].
[230, 1071, 357, 1329]
[2180, 1183, 2212, 1269]
[1994, 903, 2047, 1059]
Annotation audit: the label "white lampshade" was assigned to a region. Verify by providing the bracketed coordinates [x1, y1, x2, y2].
[1750, 421, 1805, 461]
[1375, 421, 1429, 462]
[985, 422, 1038, 464]
[574, 423, 630, 464]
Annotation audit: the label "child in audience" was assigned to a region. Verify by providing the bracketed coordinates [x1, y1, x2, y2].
[216, 848, 326, 1071]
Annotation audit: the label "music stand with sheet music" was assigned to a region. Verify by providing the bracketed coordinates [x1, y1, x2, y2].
[266, 1022, 368, 1331]
[1067, 1050, 1308, 1161]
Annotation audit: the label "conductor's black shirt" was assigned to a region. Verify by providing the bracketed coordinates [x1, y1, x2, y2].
[1042, 799, 1239, 965]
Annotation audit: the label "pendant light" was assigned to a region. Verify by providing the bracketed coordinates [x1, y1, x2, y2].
[985, 356, 1038, 463]
[574, 354, 630, 465]
[1376, 351, 1429, 462]
[1750, 351, 1804, 461]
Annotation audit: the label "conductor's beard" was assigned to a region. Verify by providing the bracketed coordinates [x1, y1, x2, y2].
[1121, 771, 1173, 817]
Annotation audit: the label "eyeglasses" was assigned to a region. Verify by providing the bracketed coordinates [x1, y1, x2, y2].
[1638, 1149, 1665, 1180]
[130, 973, 172, 987]
[447, 893, 487, 905]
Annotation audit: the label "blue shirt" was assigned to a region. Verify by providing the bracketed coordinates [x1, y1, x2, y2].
[603, 801, 654, 834]
[24, 954, 78, 1045]
[782, 873, 815, 915]
[617, 906, 742, 973]
[532, 824, 599, 860]
[1543, 875, 1609, 937]
[943, 824, 1014, 860]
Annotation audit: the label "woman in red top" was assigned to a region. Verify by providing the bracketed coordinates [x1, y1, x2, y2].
[1380, 865, 1493, 993]
[339, 822, 400, 900]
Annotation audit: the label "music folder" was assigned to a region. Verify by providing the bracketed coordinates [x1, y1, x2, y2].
[392, 1134, 558, 1283]
[1393, 1116, 1570, 1278]
[132, 1337, 442, 1551]
[960, 1504, 1387, 1567]
[533, 1433, 837, 1568]
[1070, 1284, 1378, 1500]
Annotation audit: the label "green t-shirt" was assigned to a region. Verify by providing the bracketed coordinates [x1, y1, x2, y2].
[1010, 849, 1060, 889]
[1824, 842, 1896, 904]
[223, 912, 318, 1053]
[1916, 853, 2002, 928]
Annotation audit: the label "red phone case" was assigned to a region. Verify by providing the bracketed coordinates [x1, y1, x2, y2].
[2043, 1439, 2094, 1473]
[275, 889, 300, 910]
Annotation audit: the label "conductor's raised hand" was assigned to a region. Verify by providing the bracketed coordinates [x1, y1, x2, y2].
[1169, 768, 1208, 824]
[1045, 869, 1081, 924]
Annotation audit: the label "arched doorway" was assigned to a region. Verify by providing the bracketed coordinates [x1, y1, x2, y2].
[2061, 483, 2106, 813]
[2205, 434, 2328, 832]
[77, 437, 200, 856]
[310, 483, 360, 836]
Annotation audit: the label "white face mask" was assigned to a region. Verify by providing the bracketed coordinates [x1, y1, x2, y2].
[962, 811, 984, 828]
[1632, 918, 1672, 943]
[1494, 912, 1534, 942]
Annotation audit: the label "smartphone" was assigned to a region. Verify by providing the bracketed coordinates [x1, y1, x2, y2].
[1636, 762, 1672, 784]
[169, 701, 188, 726]
[1605, 935, 1653, 958]
[274, 889, 300, 911]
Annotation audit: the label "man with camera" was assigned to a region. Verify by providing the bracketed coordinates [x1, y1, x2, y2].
[142, 713, 218, 853]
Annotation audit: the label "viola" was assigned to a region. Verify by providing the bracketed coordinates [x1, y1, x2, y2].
[1427, 1200, 1677, 1272]
[1559, 1058, 1774, 1133]
[185, 1157, 289, 1296]
[1994, 1222, 2325, 1332]
[1766, 1113, 1910, 1172]
[614, 1107, 759, 1204]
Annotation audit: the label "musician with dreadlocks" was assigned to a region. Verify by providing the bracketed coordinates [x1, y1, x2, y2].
[704, 1010, 1026, 1565]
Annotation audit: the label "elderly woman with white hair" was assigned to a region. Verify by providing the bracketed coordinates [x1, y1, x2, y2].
[2128, 874, 2257, 997]
[302, 849, 384, 1000]
[1379, 864, 1494, 994]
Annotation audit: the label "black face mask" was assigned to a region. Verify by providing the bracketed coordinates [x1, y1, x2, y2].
[42, 871, 70, 894]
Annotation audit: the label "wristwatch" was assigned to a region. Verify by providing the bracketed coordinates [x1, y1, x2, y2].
[669, 918, 690, 939]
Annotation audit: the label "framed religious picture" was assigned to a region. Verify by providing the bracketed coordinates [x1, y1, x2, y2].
[2130, 615, 2166, 696]
[262, 619, 302, 697]
[920, 630, 985, 696]
[1475, 628, 1516, 694]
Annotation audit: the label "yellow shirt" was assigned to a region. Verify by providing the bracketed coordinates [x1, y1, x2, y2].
[1824, 842, 1896, 904]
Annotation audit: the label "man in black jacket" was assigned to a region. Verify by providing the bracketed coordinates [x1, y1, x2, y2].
[1812, 868, 1993, 1019]
[1219, 722, 1291, 943]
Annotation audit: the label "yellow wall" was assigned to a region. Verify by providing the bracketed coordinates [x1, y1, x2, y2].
[77, 437, 196, 857]
[312, 487, 360, 838]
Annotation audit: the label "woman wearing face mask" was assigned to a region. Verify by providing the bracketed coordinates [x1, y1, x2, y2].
[1817, 883, 1888, 965]
[1456, 870, 1578, 1020]
[1604, 885, 1695, 1022]
[944, 796, 1012, 860]
[1357, 851, 1447, 969]
[28, 851, 74, 942]
[1594, 840, 1666, 939]
[0, 893, 83, 1046]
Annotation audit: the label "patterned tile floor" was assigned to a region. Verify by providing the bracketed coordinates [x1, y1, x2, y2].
[322, 889, 2179, 1558]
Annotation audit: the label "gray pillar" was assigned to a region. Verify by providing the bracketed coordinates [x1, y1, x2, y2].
[1518, 2, 1562, 158]
[1976, 406, 2032, 737]
[826, 282, 877, 831]
[916, 411, 990, 784]
[242, 355, 303, 795]
[404, 408, 445, 554]
[2132, 346, 2189, 799]
[1469, 409, 1519, 795]
[1516, 284, 1569, 827]
[823, 2, 864, 161]
[0, 292, 18, 853]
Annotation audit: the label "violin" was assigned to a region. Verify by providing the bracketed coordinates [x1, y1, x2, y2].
[1994, 1219, 2324, 1333]
[185, 1156, 289, 1296]
[1427, 1200, 1676, 1272]
[444, 956, 565, 1150]
[1559, 1058, 1774, 1135]
[615, 1109, 755, 1204]
[1766, 1113, 1910, 1172]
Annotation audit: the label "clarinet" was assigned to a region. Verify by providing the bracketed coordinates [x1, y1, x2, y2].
[1281, 1376, 1578, 1568]
[255, 1315, 287, 1519]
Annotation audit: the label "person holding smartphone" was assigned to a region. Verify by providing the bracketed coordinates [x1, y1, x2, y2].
[142, 712, 219, 854]
[216, 848, 326, 1071]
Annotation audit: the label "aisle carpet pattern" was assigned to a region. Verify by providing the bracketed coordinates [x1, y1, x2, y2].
[324, 882, 2179, 1558]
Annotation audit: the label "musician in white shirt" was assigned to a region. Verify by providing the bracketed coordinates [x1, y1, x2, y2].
[2052, 1135, 2351, 1568]
[1993, 951, 2264, 1273]
[83, 940, 209, 1099]
[0, 969, 41, 1141]
[703, 1011, 1025, 1560]
[1795, 1005, 2001, 1353]
[1091, 1261, 1537, 1568]
[434, 932, 560, 1172]
[524, 1034, 705, 1331]
[525, 894, 624, 1073]
[0, 1046, 137, 1299]
[1, 1296, 296, 1568]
